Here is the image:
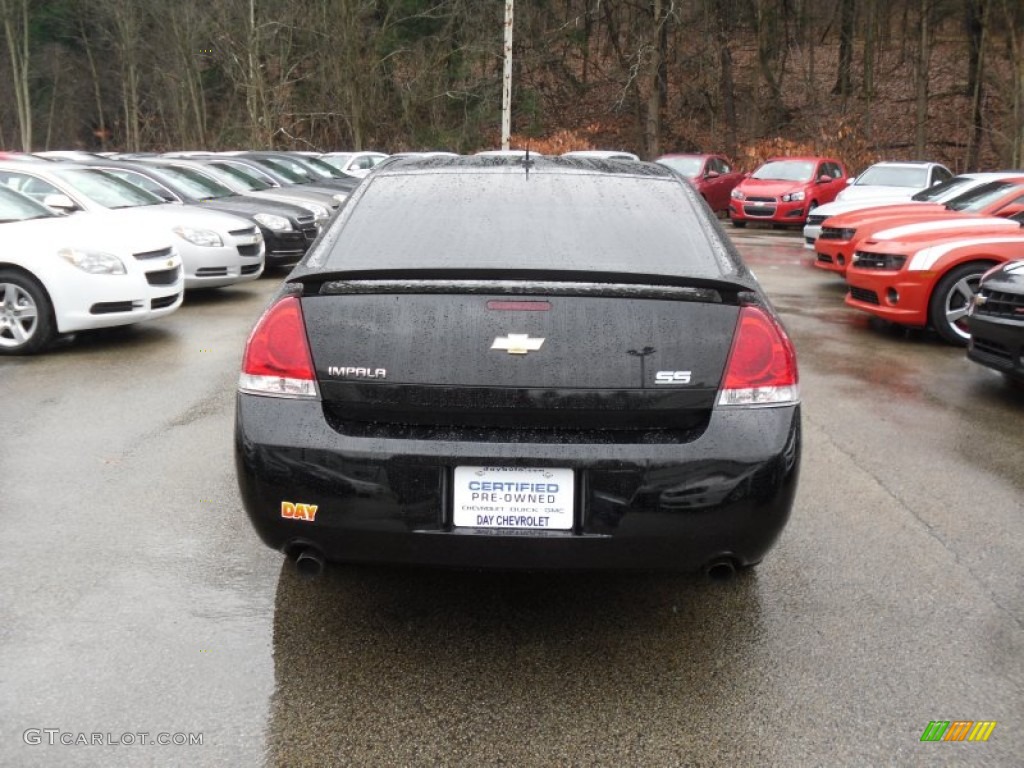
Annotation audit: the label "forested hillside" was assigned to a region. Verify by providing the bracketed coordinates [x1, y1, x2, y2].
[1, 0, 1022, 172]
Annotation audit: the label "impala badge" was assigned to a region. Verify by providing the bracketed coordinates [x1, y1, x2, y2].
[491, 334, 545, 355]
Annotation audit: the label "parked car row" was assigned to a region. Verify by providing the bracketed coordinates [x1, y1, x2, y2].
[0, 149, 372, 354]
[794, 171, 1024, 382]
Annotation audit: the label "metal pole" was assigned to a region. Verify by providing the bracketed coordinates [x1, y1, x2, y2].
[501, 0, 514, 150]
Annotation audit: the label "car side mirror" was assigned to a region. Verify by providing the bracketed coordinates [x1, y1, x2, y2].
[42, 193, 78, 213]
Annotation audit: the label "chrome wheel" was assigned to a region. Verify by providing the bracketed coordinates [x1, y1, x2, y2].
[0, 282, 39, 349]
[928, 263, 990, 346]
[942, 274, 980, 342]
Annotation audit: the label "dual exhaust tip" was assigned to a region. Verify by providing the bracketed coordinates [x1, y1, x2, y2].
[291, 547, 739, 581]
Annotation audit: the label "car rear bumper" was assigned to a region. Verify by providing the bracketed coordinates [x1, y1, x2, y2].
[235, 394, 801, 571]
[968, 314, 1024, 379]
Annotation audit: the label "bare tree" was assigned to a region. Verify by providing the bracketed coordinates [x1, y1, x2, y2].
[0, 0, 32, 150]
[964, 0, 988, 170]
[914, 0, 932, 157]
[832, 0, 855, 97]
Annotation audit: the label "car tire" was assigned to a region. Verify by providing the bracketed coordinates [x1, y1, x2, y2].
[928, 262, 992, 346]
[0, 270, 55, 355]
[731, 219, 746, 228]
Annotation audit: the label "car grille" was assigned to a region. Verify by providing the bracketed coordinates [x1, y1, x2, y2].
[229, 226, 259, 237]
[301, 225, 318, 243]
[237, 243, 261, 257]
[971, 336, 1013, 362]
[151, 293, 180, 309]
[816, 253, 834, 264]
[746, 196, 776, 203]
[145, 265, 180, 286]
[133, 247, 175, 261]
[974, 289, 1024, 319]
[806, 214, 827, 227]
[195, 267, 228, 277]
[90, 300, 140, 315]
[743, 204, 776, 217]
[819, 226, 854, 240]
[241, 264, 261, 275]
[853, 252, 906, 270]
[849, 286, 880, 305]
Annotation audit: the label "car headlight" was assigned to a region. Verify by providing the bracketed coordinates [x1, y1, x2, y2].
[253, 212, 292, 232]
[58, 248, 126, 275]
[303, 203, 329, 222]
[331, 193, 348, 205]
[781, 191, 805, 202]
[730, 189, 745, 200]
[172, 226, 223, 247]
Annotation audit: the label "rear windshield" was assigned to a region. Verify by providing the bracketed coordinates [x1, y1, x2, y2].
[314, 170, 739, 279]
[656, 156, 703, 178]
[855, 166, 929, 187]
[911, 176, 974, 202]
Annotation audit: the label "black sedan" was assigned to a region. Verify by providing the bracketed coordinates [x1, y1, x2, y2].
[968, 260, 1024, 384]
[234, 156, 801, 576]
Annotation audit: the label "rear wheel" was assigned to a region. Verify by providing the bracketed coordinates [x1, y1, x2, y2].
[0, 270, 55, 355]
[928, 262, 991, 346]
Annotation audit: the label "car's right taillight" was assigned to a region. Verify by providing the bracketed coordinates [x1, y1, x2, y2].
[239, 296, 319, 398]
[718, 306, 799, 407]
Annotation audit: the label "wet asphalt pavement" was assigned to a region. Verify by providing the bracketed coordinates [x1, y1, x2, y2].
[1, 229, 1022, 767]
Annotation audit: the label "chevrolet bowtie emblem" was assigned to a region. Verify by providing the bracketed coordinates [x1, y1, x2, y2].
[491, 334, 545, 355]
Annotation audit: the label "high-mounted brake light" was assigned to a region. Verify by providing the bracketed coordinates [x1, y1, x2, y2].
[718, 306, 799, 407]
[239, 296, 318, 398]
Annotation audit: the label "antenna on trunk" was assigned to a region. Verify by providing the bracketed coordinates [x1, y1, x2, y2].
[522, 145, 534, 176]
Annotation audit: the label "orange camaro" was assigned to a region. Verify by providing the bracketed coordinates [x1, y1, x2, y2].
[844, 223, 1024, 344]
[814, 178, 1024, 275]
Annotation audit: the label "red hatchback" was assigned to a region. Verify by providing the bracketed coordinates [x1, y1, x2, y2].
[655, 154, 745, 214]
[730, 156, 849, 227]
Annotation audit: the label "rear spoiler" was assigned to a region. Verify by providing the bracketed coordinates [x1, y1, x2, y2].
[290, 268, 759, 305]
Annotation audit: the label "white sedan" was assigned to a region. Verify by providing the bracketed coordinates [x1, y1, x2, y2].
[0, 162, 264, 289]
[0, 186, 183, 355]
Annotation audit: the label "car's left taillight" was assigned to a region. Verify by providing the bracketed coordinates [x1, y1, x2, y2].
[239, 296, 319, 399]
[717, 305, 799, 407]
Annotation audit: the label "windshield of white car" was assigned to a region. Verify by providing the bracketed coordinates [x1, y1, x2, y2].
[298, 156, 347, 178]
[320, 154, 354, 171]
[752, 161, 815, 182]
[0, 185, 56, 221]
[855, 166, 929, 187]
[944, 181, 1022, 212]
[153, 165, 234, 199]
[656, 157, 703, 178]
[56, 169, 165, 208]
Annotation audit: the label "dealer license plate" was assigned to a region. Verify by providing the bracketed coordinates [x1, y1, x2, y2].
[452, 466, 574, 530]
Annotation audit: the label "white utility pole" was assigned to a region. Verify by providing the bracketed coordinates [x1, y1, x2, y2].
[501, 0, 514, 150]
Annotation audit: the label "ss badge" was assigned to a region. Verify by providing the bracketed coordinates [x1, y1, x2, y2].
[655, 370, 692, 384]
